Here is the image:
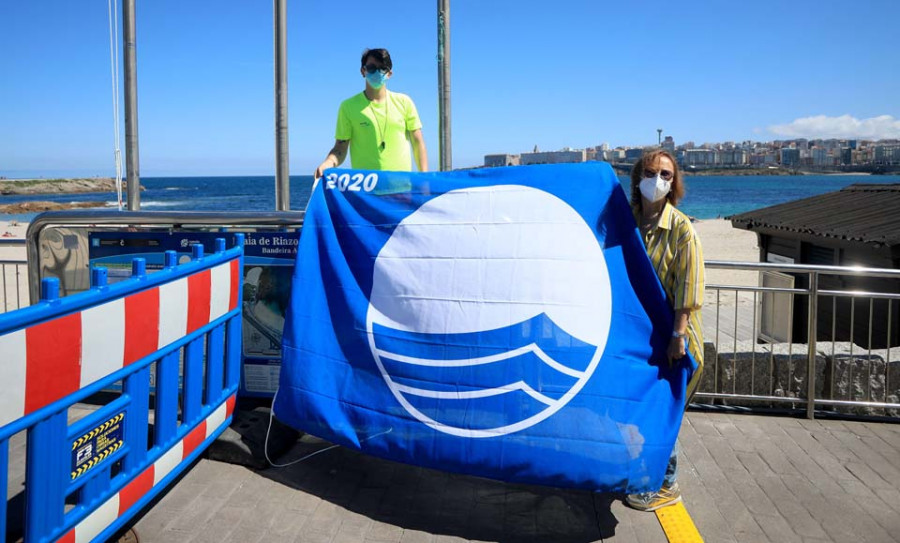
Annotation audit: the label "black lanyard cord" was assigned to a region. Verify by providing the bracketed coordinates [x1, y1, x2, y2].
[369, 91, 391, 151]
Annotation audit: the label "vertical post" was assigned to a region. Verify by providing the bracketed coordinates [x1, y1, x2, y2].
[155, 350, 180, 446]
[123, 0, 141, 210]
[183, 337, 204, 425]
[226, 234, 244, 393]
[91, 266, 109, 288]
[0, 439, 7, 539]
[182, 244, 205, 423]
[437, 0, 452, 171]
[807, 271, 818, 419]
[80, 464, 112, 506]
[2, 264, 8, 310]
[225, 318, 242, 392]
[25, 411, 68, 540]
[206, 325, 225, 404]
[131, 257, 146, 278]
[164, 250, 178, 269]
[15, 264, 21, 308]
[274, 0, 290, 210]
[124, 367, 151, 472]
[40, 277, 60, 302]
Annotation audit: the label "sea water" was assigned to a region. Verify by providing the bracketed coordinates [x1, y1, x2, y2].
[2, 173, 899, 222]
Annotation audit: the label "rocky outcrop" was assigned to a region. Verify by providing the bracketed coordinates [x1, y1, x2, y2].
[0, 178, 130, 195]
[0, 201, 108, 213]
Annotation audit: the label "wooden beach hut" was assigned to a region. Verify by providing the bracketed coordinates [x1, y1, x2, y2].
[729, 183, 900, 349]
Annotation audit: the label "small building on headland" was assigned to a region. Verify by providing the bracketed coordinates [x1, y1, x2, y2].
[484, 149, 588, 168]
[484, 154, 520, 167]
[729, 183, 900, 348]
[520, 148, 586, 165]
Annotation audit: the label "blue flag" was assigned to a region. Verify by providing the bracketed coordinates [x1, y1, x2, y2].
[274, 162, 696, 492]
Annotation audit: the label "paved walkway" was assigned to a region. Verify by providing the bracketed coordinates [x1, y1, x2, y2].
[129, 411, 900, 542]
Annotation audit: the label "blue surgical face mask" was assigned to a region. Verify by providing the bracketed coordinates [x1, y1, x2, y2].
[366, 70, 387, 89]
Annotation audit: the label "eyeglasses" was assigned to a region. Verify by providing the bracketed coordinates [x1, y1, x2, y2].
[642, 168, 674, 181]
[364, 64, 387, 74]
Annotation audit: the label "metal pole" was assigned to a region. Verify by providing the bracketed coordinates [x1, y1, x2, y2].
[806, 271, 819, 419]
[437, 0, 452, 171]
[123, 0, 140, 210]
[274, 0, 290, 210]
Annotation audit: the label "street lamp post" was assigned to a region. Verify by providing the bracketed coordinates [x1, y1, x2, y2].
[274, 0, 290, 211]
[123, 0, 140, 210]
[437, 0, 452, 171]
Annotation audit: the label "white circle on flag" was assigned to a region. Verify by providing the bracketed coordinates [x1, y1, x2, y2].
[366, 184, 613, 437]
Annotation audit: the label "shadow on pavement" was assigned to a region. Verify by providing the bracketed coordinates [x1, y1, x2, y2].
[258, 435, 624, 542]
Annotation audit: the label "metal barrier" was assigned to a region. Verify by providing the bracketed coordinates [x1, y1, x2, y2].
[24, 210, 302, 304]
[24, 210, 303, 399]
[1, 237, 27, 313]
[1, 259, 27, 313]
[0, 235, 244, 542]
[696, 260, 900, 420]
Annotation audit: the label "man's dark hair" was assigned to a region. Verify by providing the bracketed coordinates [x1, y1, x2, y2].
[361, 48, 392, 71]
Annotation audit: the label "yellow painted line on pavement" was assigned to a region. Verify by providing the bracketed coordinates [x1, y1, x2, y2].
[655, 501, 703, 542]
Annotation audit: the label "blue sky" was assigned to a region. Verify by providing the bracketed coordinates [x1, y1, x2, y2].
[2, 0, 898, 178]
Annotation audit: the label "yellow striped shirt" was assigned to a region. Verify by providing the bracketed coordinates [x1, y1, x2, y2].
[634, 203, 705, 398]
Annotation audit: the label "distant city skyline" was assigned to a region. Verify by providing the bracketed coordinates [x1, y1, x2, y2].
[485, 136, 900, 169]
[2, 1, 899, 177]
[500, 135, 900, 153]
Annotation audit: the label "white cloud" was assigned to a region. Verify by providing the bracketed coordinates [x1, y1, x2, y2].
[768, 114, 900, 140]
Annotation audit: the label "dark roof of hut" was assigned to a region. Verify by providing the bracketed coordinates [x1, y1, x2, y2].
[729, 184, 900, 248]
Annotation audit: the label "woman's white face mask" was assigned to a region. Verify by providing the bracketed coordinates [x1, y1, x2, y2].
[639, 175, 672, 203]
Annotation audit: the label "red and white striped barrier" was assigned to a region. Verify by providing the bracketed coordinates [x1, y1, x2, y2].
[0, 259, 240, 426]
[56, 395, 237, 543]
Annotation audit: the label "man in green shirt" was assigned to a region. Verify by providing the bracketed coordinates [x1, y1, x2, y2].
[315, 48, 428, 177]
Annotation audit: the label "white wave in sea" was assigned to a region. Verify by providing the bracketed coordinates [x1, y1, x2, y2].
[138, 201, 183, 208]
[69, 201, 116, 208]
[102, 200, 183, 208]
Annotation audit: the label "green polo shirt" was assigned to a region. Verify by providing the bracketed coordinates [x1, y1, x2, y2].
[335, 90, 422, 171]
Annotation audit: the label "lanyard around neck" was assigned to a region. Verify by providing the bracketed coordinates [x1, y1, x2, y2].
[368, 90, 390, 151]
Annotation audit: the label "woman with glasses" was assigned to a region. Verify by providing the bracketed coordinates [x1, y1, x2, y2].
[625, 149, 705, 511]
[315, 48, 428, 178]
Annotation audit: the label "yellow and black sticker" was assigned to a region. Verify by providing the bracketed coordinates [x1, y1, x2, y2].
[71, 412, 125, 480]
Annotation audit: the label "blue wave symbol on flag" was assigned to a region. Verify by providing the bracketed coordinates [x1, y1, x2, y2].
[372, 313, 600, 432]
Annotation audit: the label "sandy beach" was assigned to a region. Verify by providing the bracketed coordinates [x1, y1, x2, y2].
[693, 218, 758, 261]
[693, 218, 759, 287]
[0, 220, 28, 261]
[0, 221, 28, 311]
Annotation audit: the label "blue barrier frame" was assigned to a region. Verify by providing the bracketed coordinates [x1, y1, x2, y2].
[0, 235, 244, 543]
